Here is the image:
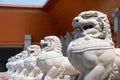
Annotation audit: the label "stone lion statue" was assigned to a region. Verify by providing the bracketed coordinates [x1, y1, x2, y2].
[36, 36, 80, 80]
[67, 11, 116, 80]
[19, 45, 42, 80]
[5, 45, 41, 80]
[5, 51, 28, 79]
[14, 51, 28, 74]
[6, 56, 18, 76]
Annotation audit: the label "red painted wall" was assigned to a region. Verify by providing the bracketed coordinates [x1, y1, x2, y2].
[0, 0, 120, 45]
[0, 7, 57, 45]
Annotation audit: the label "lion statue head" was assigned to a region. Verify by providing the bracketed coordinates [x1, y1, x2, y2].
[26, 45, 41, 56]
[72, 11, 113, 45]
[40, 36, 62, 55]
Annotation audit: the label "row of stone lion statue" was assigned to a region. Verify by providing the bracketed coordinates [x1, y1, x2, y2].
[4, 11, 120, 80]
[5, 36, 80, 80]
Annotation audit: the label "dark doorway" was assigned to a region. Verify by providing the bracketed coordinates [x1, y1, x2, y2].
[0, 46, 24, 72]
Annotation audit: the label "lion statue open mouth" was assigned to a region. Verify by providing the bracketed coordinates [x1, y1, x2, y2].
[67, 11, 116, 80]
